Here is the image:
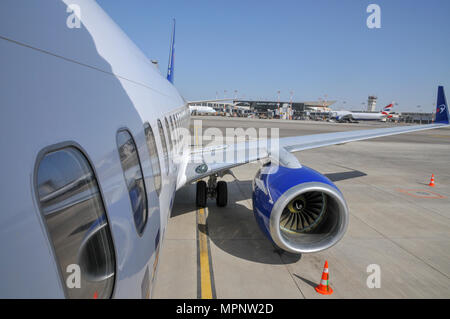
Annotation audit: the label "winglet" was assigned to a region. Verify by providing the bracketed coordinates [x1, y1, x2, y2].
[435, 86, 449, 124]
[166, 19, 176, 84]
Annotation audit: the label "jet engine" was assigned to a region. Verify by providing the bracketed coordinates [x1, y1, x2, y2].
[252, 163, 349, 254]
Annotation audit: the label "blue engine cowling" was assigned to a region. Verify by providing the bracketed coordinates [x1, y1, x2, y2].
[252, 163, 349, 254]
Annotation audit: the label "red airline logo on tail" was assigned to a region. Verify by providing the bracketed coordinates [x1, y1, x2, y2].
[381, 103, 394, 118]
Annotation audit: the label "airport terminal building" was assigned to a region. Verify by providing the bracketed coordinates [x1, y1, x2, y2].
[189, 99, 336, 118]
[237, 100, 334, 112]
[189, 99, 435, 123]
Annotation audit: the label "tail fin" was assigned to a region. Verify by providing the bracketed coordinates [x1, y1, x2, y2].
[381, 103, 394, 117]
[166, 19, 176, 84]
[383, 103, 394, 112]
[435, 86, 449, 124]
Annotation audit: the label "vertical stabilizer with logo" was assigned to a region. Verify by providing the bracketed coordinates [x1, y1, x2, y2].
[381, 103, 394, 118]
[167, 19, 176, 84]
[435, 86, 449, 124]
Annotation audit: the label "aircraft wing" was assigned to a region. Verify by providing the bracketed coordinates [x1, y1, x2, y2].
[280, 123, 447, 153]
[336, 113, 354, 122]
[183, 122, 448, 184]
[182, 86, 449, 185]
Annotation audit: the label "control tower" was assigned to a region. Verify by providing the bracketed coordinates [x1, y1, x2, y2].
[367, 95, 377, 112]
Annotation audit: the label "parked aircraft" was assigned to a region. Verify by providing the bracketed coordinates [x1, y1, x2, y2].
[331, 103, 394, 122]
[189, 105, 217, 115]
[0, 1, 448, 298]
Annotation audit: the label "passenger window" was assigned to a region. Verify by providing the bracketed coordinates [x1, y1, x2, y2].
[116, 130, 148, 235]
[157, 119, 169, 174]
[176, 115, 181, 147]
[170, 116, 177, 150]
[165, 117, 173, 152]
[144, 122, 162, 195]
[36, 147, 115, 299]
[175, 115, 182, 154]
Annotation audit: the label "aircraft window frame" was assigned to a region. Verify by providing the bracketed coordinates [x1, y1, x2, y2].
[170, 115, 177, 151]
[177, 115, 181, 152]
[157, 119, 170, 175]
[116, 129, 149, 236]
[177, 115, 181, 149]
[175, 114, 182, 154]
[176, 114, 181, 145]
[171, 115, 177, 133]
[165, 117, 173, 153]
[144, 122, 162, 196]
[34, 144, 116, 299]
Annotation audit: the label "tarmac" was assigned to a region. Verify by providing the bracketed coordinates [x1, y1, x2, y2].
[153, 116, 450, 299]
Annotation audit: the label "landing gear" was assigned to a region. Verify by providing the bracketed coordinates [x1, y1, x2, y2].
[195, 175, 228, 207]
[196, 180, 207, 207]
[216, 181, 228, 207]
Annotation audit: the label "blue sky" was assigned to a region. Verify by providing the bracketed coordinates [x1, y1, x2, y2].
[97, 0, 450, 112]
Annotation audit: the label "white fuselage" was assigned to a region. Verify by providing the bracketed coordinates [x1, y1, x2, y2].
[0, 0, 189, 298]
[331, 110, 387, 121]
[189, 105, 217, 114]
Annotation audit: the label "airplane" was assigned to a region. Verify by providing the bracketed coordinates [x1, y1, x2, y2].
[189, 104, 217, 115]
[188, 98, 234, 115]
[331, 103, 394, 122]
[188, 99, 252, 116]
[0, 1, 448, 299]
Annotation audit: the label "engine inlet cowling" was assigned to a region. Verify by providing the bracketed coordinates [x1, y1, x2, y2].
[252, 164, 349, 254]
[280, 191, 327, 234]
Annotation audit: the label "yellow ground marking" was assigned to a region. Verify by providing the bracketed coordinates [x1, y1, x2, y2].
[197, 208, 213, 299]
[428, 134, 450, 139]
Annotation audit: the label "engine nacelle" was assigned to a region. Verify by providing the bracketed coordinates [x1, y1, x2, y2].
[252, 163, 349, 254]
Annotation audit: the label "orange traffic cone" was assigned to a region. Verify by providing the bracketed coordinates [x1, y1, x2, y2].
[428, 174, 435, 187]
[315, 260, 333, 295]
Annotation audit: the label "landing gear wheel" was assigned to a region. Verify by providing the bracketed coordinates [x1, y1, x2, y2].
[216, 181, 228, 207]
[196, 181, 207, 207]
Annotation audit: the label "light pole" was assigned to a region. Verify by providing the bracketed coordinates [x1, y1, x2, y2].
[289, 90, 294, 120]
[277, 90, 281, 119]
[417, 105, 422, 124]
[233, 90, 238, 116]
[223, 90, 228, 114]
